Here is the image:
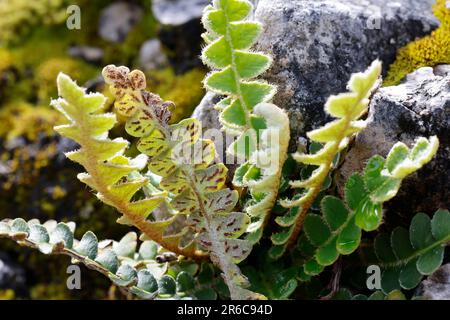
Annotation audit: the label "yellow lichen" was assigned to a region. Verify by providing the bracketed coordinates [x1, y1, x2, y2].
[0, 289, 15, 300]
[385, 0, 450, 85]
[0, 0, 68, 45]
[0, 102, 65, 141]
[0, 47, 13, 72]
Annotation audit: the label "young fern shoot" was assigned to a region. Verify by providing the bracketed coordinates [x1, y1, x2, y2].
[102, 65, 264, 300]
[202, 0, 290, 243]
[270, 61, 383, 258]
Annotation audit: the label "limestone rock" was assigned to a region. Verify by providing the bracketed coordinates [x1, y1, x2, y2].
[0, 252, 26, 294]
[338, 66, 450, 216]
[98, 2, 143, 43]
[138, 39, 168, 71]
[151, 0, 209, 26]
[254, 0, 439, 146]
[416, 264, 450, 300]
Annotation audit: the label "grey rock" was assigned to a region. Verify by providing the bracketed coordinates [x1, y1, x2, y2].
[138, 39, 169, 71]
[416, 264, 450, 300]
[68, 46, 104, 64]
[99, 2, 143, 43]
[0, 252, 26, 293]
[192, 92, 238, 174]
[337, 66, 450, 215]
[192, 92, 222, 134]
[254, 0, 439, 146]
[154, 0, 208, 72]
[152, 0, 210, 26]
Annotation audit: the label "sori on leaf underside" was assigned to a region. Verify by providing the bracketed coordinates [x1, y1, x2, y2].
[0, 0, 445, 301]
[100, 65, 263, 300]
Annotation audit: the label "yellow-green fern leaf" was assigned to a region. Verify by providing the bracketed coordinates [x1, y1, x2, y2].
[270, 61, 382, 258]
[291, 137, 439, 274]
[51, 73, 204, 259]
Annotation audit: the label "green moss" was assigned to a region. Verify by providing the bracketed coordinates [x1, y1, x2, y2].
[0, 289, 15, 300]
[0, 101, 65, 141]
[0, 48, 13, 72]
[0, 0, 68, 45]
[36, 57, 98, 104]
[385, 0, 450, 85]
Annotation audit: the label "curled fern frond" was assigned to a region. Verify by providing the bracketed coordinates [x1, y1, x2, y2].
[102, 65, 263, 300]
[291, 137, 439, 274]
[50, 73, 201, 259]
[269, 61, 383, 258]
[202, 0, 290, 243]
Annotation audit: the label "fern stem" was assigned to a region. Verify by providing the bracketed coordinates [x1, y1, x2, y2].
[76, 117, 203, 260]
[376, 234, 450, 269]
[222, 2, 251, 128]
[286, 77, 380, 248]
[1, 236, 157, 299]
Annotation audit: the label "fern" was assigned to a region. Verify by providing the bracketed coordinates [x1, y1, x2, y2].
[371, 209, 450, 294]
[50, 73, 201, 259]
[0, 218, 205, 299]
[268, 61, 383, 258]
[102, 65, 263, 300]
[290, 137, 439, 274]
[201, 0, 290, 243]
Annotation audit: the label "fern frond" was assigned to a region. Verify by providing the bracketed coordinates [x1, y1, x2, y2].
[51, 73, 203, 259]
[202, 0, 290, 243]
[371, 209, 450, 294]
[270, 61, 383, 257]
[290, 137, 439, 274]
[102, 65, 263, 300]
[0, 218, 200, 299]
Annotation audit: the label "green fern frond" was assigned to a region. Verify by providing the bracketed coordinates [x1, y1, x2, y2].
[372, 209, 450, 294]
[0, 218, 193, 299]
[269, 61, 383, 257]
[51, 73, 201, 258]
[102, 65, 263, 300]
[202, 0, 290, 243]
[289, 137, 439, 273]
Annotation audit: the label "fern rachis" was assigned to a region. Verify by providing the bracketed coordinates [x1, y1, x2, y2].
[102, 65, 263, 300]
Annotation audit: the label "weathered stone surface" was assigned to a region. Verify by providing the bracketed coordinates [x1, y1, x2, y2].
[153, 0, 208, 72]
[192, 92, 229, 163]
[0, 252, 26, 294]
[192, 92, 238, 176]
[416, 264, 450, 300]
[98, 2, 143, 43]
[254, 0, 439, 146]
[138, 39, 168, 71]
[68, 46, 104, 64]
[338, 66, 450, 216]
[152, 0, 209, 26]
